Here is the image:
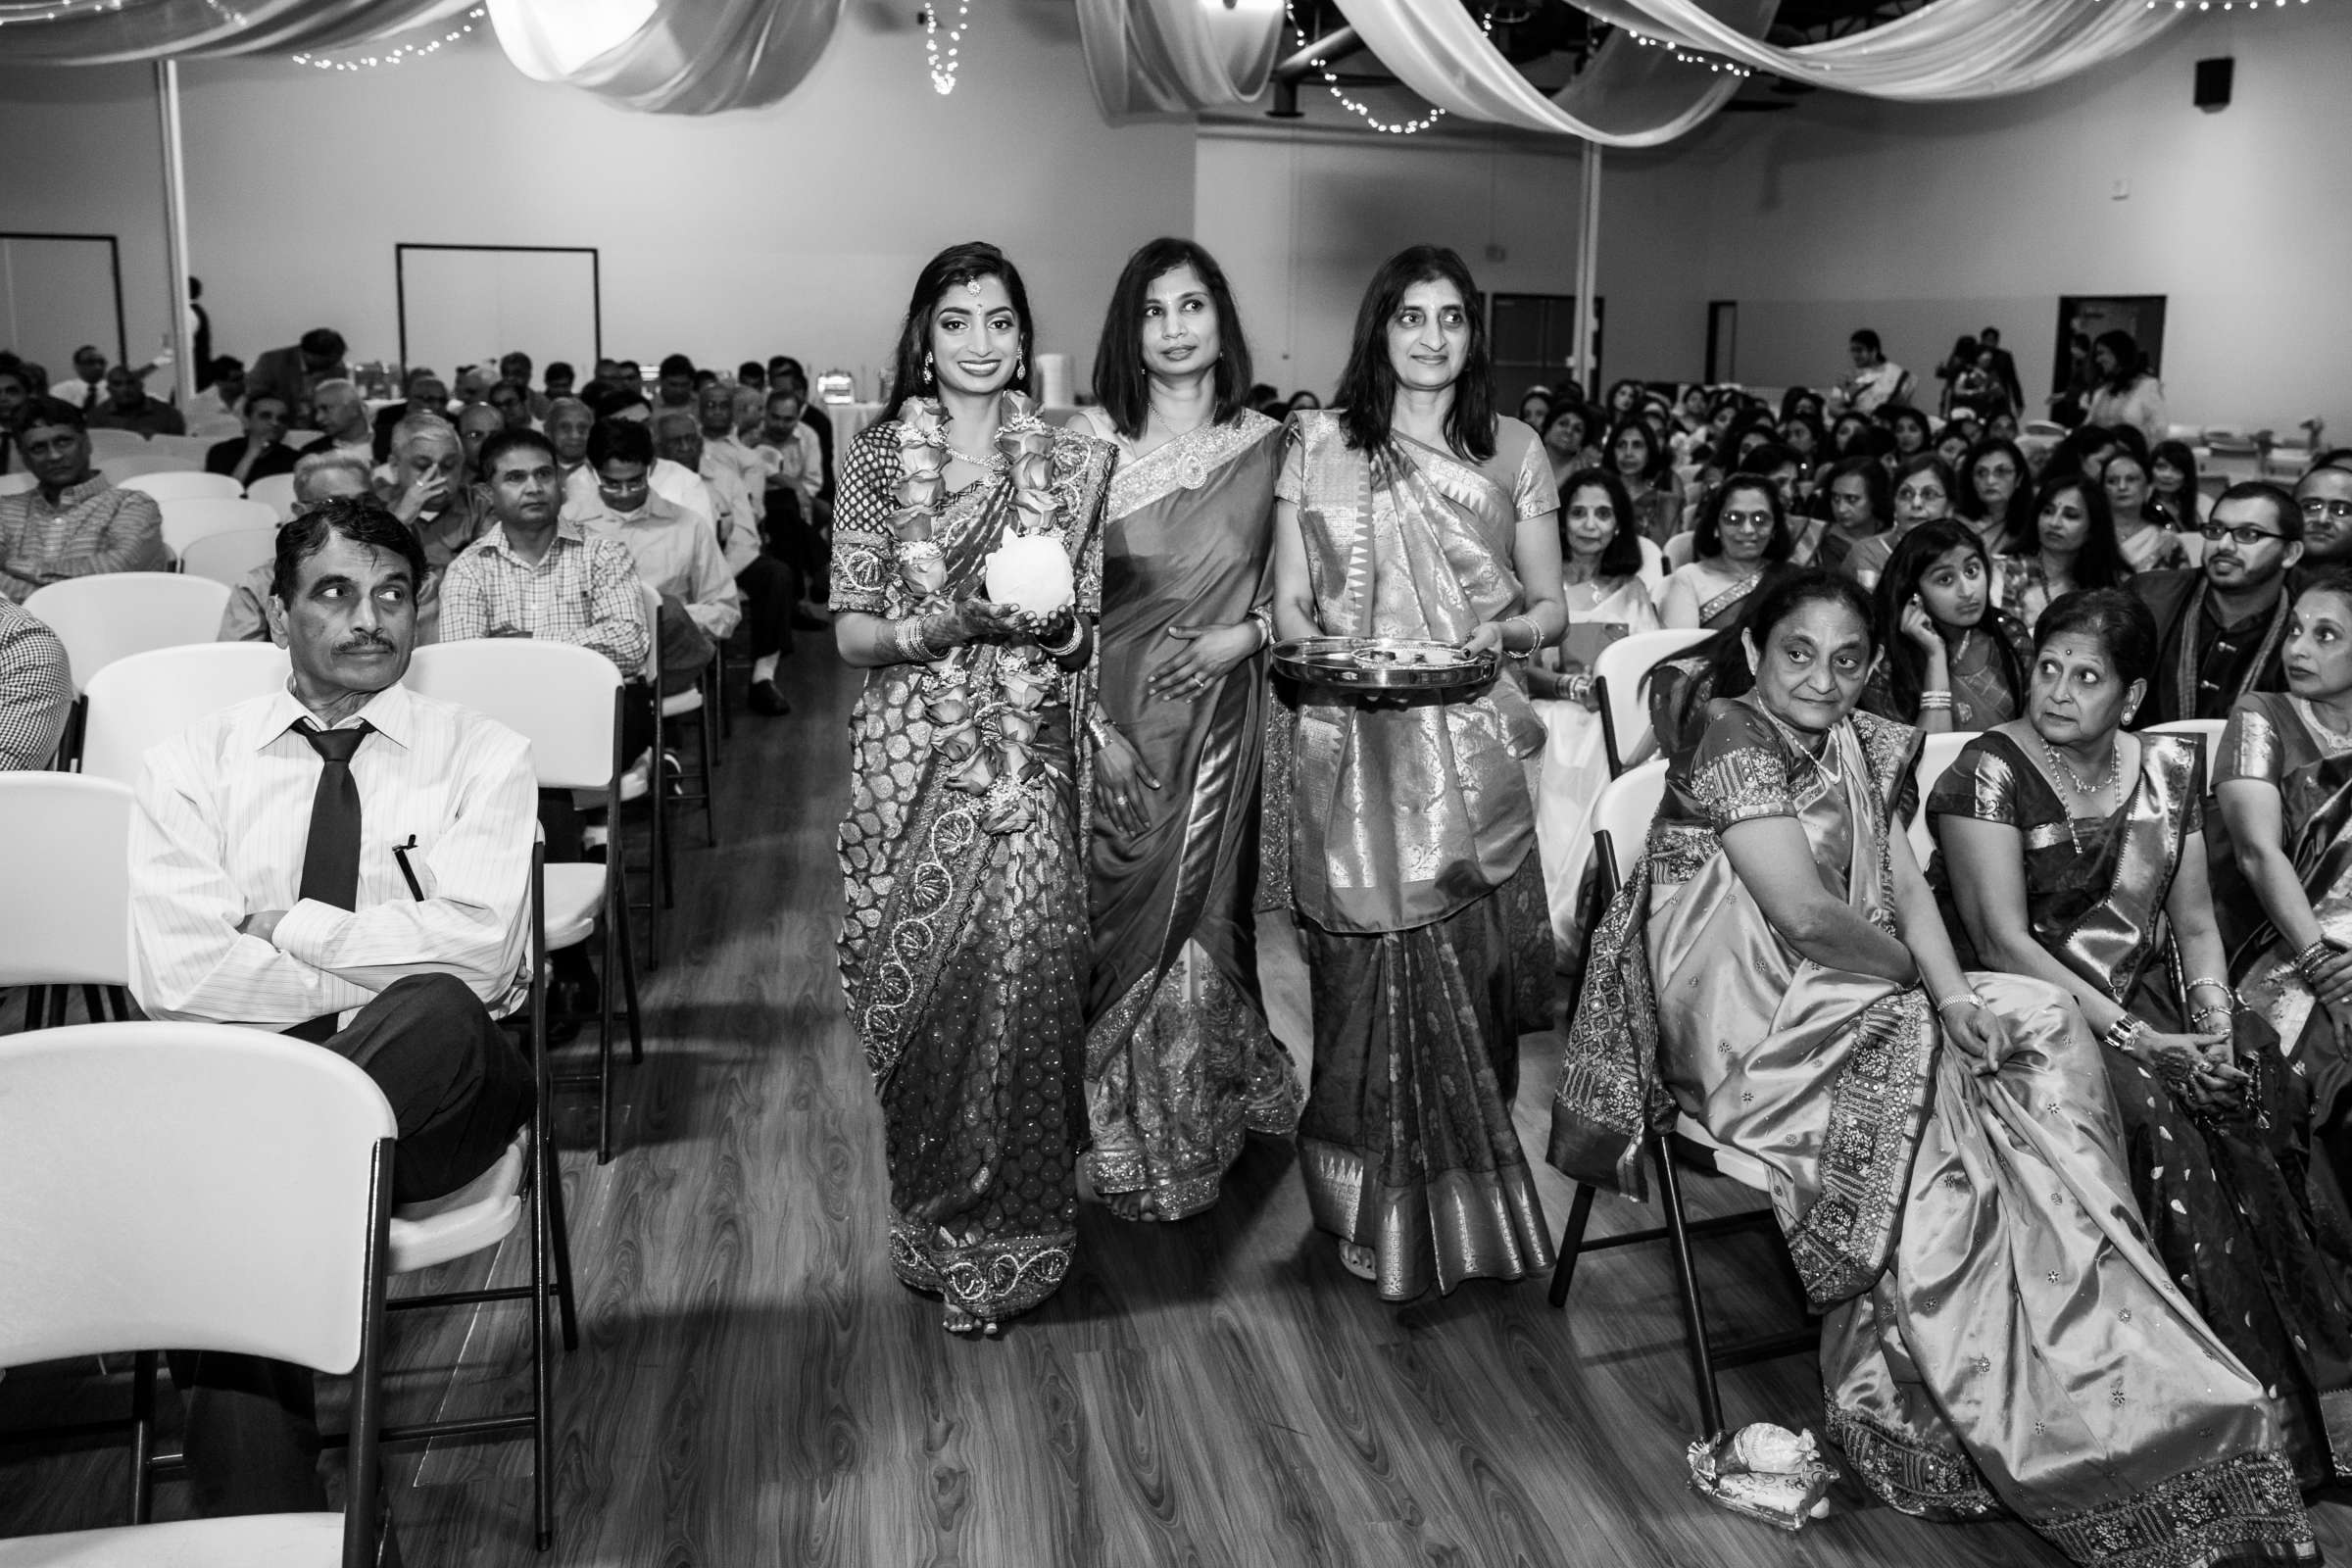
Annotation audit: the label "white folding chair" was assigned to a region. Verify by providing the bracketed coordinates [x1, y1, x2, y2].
[0, 774, 134, 1030]
[76, 642, 291, 782]
[119, 469, 241, 505]
[96, 451, 199, 484]
[0, 1022, 395, 1567]
[161, 496, 279, 561]
[1907, 730, 1977, 869]
[0, 471, 36, 498]
[1592, 627, 1712, 775]
[1548, 758, 1811, 1435]
[145, 433, 216, 466]
[1664, 530, 1697, 571]
[22, 573, 233, 692]
[1635, 535, 1665, 594]
[180, 526, 278, 589]
[2145, 717, 2226, 756]
[83, 427, 149, 459]
[246, 471, 300, 521]
[408, 640, 645, 1163]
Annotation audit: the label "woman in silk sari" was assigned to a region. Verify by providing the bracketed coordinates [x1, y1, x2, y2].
[1070, 238, 1299, 1222]
[2224, 571, 2352, 1204]
[1659, 476, 1793, 632]
[1270, 245, 1566, 1300]
[1932, 588, 2352, 1482]
[831, 243, 1114, 1334]
[1996, 474, 2131, 630]
[1552, 571, 2316, 1564]
[1529, 467, 1659, 947]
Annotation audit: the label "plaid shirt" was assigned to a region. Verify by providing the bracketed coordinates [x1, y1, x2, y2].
[0, 591, 72, 768]
[0, 473, 168, 601]
[437, 518, 651, 673]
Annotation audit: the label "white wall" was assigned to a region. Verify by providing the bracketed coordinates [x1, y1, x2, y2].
[0, 0, 1196, 395]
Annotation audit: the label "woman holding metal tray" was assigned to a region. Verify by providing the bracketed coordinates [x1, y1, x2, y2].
[1267, 244, 1566, 1300]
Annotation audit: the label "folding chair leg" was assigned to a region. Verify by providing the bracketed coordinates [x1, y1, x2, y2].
[615, 897, 645, 1067]
[598, 914, 618, 1168]
[1651, 1136, 1726, 1436]
[527, 1140, 553, 1551]
[128, 1351, 157, 1524]
[1546, 1184, 1599, 1309]
[700, 705, 718, 847]
[543, 1131, 581, 1352]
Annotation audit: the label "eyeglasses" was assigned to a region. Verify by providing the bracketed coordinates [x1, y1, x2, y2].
[2299, 498, 2352, 521]
[2200, 522, 2288, 547]
[1719, 511, 1775, 532]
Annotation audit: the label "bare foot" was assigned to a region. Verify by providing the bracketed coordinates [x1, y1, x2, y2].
[944, 1305, 996, 1337]
[1337, 1241, 1378, 1281]
[1104, 1190, 1152, 1222]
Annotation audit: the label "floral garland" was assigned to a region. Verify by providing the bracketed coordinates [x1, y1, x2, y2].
[887, 392, 1067, 837]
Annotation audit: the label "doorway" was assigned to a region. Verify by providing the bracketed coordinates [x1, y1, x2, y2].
[2053, 294, 2166, 395]
[1493, 293, 1602, 414]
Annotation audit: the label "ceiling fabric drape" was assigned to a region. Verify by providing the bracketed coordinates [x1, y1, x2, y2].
[485, 0, 846, 115]
[0, 0, 471, 63]
[1079, 0, 1286, 121]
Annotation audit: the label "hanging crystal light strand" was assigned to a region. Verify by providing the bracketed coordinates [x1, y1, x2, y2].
[924, 0, 970, 95]
[290, 4, 484, 70]
[1281, 0, 1494, 136]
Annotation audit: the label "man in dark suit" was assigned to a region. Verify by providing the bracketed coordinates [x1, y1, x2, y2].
[247, 327, 349, 428]
[203, 390, 302, 485]
[2131, 480, 2303, 724]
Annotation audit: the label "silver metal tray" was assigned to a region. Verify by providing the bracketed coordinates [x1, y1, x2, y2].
[1271, 636, 1497, 693]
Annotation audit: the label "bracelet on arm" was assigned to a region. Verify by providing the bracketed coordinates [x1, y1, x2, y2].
[2101, 1013, 2147, 1056]
[2190, 1007, 2234, 1035]
[1932, 991, 1985, 1018]
[1916, 690, 1955, 711]
[1040, 614, 1086, 659]
[2293, 940, 2336, 985]
[887, 612, 946, 664]
[1503, 614, 1543, 657]
[1249, 606, 1277, 652]
[1086, 709, 1120, 749]
[2182, 977, 2237, 1007]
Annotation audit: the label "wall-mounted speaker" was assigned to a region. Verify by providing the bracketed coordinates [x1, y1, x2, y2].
[2195, 57, 2234, 113]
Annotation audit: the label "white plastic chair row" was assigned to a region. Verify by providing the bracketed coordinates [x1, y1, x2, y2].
[1593, 627, 1712, 776]
[22, 573, 231, 693]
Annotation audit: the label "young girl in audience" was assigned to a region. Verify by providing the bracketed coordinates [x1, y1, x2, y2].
[1528, 468, 1659, 946]
[1660, 475, 1791, 630]
[1886, 405, 1932, 460]
[1603, 414, 1678, 544]
[2221, 568, 2352, 1208]
[1809, 455, 1890, 576]
[1828, 409, 1869, 459]
[1864, 518, 2031, 730]
[2103, 449, 2191, 573]
[1956, 435, 2032, 557]
[1997, 473, 2128, 627]
[1932, 423, 1973, 476]
[1779, 410, 1826, 469]
[2151, 437, 2213, 526]
[1931, 588, 2352, 1483]
[1555, 572, 2319, 1560]
[1842, 452, 1952, 588]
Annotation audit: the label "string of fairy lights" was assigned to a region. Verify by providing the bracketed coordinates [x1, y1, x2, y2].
[288, 3, 482, 71]
[1281, 0, 1499, 135]
[923, 0, 970, 94]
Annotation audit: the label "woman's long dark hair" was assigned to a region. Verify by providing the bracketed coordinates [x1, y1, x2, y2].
[1556, 466, 1646, 580]
[2015, 474, 2127, 590]
[1604, 415, 1669, 485]
[1335, 245, 1494, 463]
[1956, 435, 2034, 543]
[882, 241, 1035, 413]
[2149, 438, 2203, 528]
[1874, 518, 2024, 721]
[1091, 237, 1252, 441]
[2095, 328, 2147, 395]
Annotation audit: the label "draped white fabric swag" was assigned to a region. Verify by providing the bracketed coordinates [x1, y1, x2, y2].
[1078, 0, 1286, 121]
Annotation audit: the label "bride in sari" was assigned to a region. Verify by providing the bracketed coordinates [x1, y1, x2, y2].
[1069, 237, 1299, 1222]
[831, 242, 1114, 1334]
[1271, 244, 1565, 1301]
[2224, 568, 2352, 1200]
[1552, 569, 2316, 1564]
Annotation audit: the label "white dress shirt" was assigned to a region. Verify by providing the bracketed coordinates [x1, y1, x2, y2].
[699, 450, 763, 576]
[562, 457, 716, 528]
[757, 424, 824, 507]
[564, 490, 743, 641]
[700, 433, 768, 523]
[129, 679, 537, 1030]
[183, 385, 244, 440]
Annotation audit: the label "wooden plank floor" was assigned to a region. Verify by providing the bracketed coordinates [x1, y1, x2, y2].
[10, 645, 2352, 1565]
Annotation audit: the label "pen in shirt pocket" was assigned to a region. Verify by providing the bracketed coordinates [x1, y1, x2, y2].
[391, 835, 426, 902]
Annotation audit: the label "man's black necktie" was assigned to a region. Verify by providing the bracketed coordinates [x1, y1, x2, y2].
[286, 718, 370, 1044]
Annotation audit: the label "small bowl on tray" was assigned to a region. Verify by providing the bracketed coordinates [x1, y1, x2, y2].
[1271, 636, 1497, 695]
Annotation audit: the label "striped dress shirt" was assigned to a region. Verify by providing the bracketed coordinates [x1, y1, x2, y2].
[0, 473, 168, 601]
[436, 518, 652, 673]
[129, 679, 537, 1029]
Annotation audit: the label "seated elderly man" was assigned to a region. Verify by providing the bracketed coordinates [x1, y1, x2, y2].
[184, 355, 249, 439]
[0, 398, 168, 600]
[129, 493, 536, 1542]
[0, 589, 73, 768]
[219, 450, 376, 642]
[565, 420, 738, 696]
[203, 389, 299, 486]
[249, 327, 348, 428]
[487, 378, 537, 433]
[656, 410, 796, 714]
[384, 413, 490, 571]
[694, 381, 766, 517]
[86, 364, 187, 437]
[371, 368, 449, 462]
[54, 345, 109, 411]
[299, 377, 374, 462]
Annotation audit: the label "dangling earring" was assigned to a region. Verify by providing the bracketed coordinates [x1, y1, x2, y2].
[922, 352, 935, 385]
[1016, 354, 1027, 380]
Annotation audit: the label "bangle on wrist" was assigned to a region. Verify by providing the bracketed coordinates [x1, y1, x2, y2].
[2101, 1013, 2147, 1055]
[1933, 991, 1984, 1017]
[1041, 615, 1085, 659]
[1249, 607, 1276, 652]
[2293, 939, 2333, 982]
[2183, 976, 2237, 1007]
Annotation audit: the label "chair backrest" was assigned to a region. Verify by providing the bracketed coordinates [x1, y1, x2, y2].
[1664, 530, 1696, 570]
[2144, 717, 2226, 768]
[146, 432, 217, 465]
[1589, 759, 1669, 895]
[1593, 627, 1712, 775]
[180, 525, 279, 587]
[22, 572, 234, 691]
[84, 426, 149, 457]
[162, 495, 280, 557]
[1906, 729, 1977, 868]
[0, 1021, 394, 1371]
[79, 641, 292, 783]
[639, 577, 663, 684]
[1635, 534, 1665, 591]
[408, 639, 621, 790]
[121, 468, 242, 505]
[0, 773, 133, 987]
[0, 470, 35, 498]
[246, 470, 300, 520]
[97, 450, 200, 483]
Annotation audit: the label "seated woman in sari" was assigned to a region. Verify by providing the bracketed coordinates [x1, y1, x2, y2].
[1271, 244, 1566, 1301]
[1843, 454, 1955, 591]
[1603, 414, 1679, 547]
[1659, 475, 1794, 631]
[1068, 237, 1298, 1223]
[831, 243, 1114, 1334]
[1553, 570, 2316, 1563]
[1806, 455, 1891, 577]
[1862, 517, 2031, 732]
[1930, 586, 2352, 1481]
[1530, 466, 1660, 947]
[1996, 473, 2131, 629]
[2224, 569, 2352, 1206]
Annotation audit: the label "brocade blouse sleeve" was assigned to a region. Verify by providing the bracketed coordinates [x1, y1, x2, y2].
[2217, 698, 2284, 789]
[1925, 738, 2018, 826]
[1274, 415, 1307, 506]
[1687, 703, 1796, 832]
[829, 429, 900, 616]
[1512, 426, 1560, 520]
[2181, 745, 2207, 837]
